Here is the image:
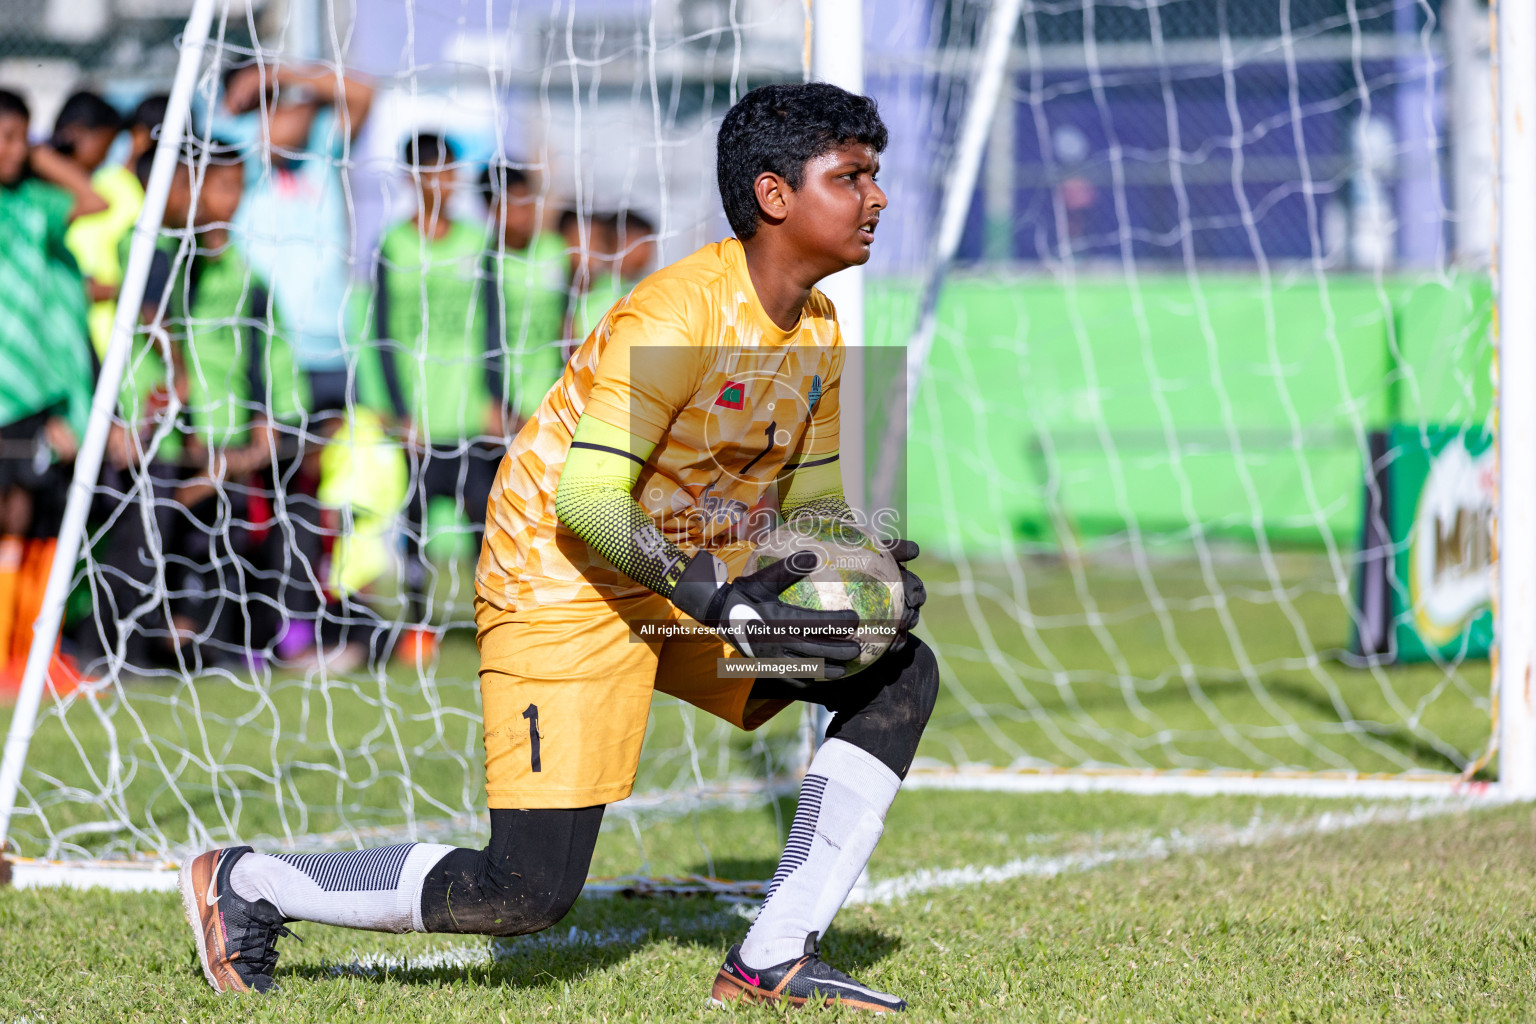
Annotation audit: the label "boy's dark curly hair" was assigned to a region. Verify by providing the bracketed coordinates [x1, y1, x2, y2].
[52, 91, 122, 136]
[716, 82, 887, 241]
[402, 132, 454, 170]
[479, 160, 530, 207]
[0, 89, 29, 124]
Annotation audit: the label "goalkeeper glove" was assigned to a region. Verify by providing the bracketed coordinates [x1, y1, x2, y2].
[672, 550, 862, 676]
[880, 538, 927, 653]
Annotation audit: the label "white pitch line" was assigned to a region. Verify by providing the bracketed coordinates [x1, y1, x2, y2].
[846, 798, 1481, 905]
[324, 800, 1480, 977]
[331, 912, 745, 978]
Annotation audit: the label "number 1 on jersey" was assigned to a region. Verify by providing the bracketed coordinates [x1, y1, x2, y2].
[522, 704, 541, 772]
[740, 420, 777, 476]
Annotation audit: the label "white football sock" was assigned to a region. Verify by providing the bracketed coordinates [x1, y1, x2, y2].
[739, 738, 901, 969]
[229, 842, 455, 933]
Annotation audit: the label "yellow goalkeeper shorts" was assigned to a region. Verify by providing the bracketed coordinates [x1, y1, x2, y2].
[475, 592, 793, 810]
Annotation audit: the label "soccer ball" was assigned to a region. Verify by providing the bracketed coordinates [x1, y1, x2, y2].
[748, 517, 906, 677]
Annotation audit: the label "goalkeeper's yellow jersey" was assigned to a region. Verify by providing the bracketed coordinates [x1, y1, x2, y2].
[476, 237, 844, 612]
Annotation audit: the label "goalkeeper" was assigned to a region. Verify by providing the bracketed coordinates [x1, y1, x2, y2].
[181, 83, 935, 1013]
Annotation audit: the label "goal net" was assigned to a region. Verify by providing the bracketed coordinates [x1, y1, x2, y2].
[0, 0, 1503, 877]
[882, 0, 1497, 795]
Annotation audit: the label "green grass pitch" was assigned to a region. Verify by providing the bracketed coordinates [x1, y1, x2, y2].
[0, 552, 1506, 1019]
[3, 794, 1534, 1021]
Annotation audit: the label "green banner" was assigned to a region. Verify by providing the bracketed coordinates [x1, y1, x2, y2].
[1354, 425, 1493, 663]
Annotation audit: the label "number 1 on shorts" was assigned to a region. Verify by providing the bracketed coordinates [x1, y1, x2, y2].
[522, 704, 541, 772]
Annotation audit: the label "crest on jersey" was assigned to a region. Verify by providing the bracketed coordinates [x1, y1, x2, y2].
[715, 381, 745, 411]
[808, 374, 823, 411]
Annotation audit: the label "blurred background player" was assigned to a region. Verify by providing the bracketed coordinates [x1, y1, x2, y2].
[214, 56, 374, 664]
[64, 93, 169, 359]
[107, 143, 189, 471]
[565, 209, 657, 342]
[178, 145, 316, 667]
[218, 57, 373, 413]
[0, 88, 104, 691]
[558, 206, 614, 347]
[51, 91, 122, 354]
[479, 161, 566, 428]
[121, 144, 314, 670]
[374, 132, 505, 663]
[48, 91, 120, 196]
[606, 208, 658, 285]
[85, 144, 195, 670]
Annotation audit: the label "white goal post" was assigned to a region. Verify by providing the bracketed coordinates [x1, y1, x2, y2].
[1493, 0, 1536, 800]
[0, 0, 221, 854]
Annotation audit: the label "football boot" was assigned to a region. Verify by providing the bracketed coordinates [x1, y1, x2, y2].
[711, 932, 905, 1013]
[179, 846, 296, 994]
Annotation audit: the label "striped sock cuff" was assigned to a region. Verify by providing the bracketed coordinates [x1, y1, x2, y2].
[274, 844, 417, 892]
[233, 842, 455, 933]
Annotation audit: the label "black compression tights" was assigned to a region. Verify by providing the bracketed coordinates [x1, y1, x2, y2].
[418, 638, 939, 936]
[764, 636, 940, 780]
[418, 805, 604, 936]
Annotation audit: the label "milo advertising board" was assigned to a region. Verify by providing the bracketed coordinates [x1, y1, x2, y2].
[1353, 426, 1494, 663]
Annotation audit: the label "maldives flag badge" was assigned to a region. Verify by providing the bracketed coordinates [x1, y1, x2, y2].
[715, 381, 746, 411]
